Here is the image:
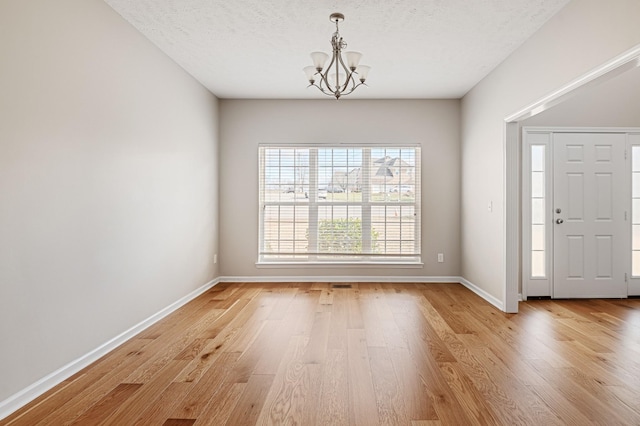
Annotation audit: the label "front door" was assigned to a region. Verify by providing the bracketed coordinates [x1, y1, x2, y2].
[553, 132, 628, 298]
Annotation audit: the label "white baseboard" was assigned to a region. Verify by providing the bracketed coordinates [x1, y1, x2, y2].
[0, 278, 220, 421]
[459, 277, 505, 311]
[218, 275, 463, 283]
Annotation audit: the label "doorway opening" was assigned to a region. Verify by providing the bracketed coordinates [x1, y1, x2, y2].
[503, 44, 640, 312]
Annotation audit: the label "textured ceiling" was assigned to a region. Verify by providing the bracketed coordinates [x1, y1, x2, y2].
[103, 0, 570, 99]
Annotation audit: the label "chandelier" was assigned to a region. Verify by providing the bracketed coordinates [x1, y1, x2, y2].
[303, 13, 370, 100]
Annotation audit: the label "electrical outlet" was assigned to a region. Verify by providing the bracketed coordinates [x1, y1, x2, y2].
[214, 254, 218, 264]
[437, 253, 444, 263]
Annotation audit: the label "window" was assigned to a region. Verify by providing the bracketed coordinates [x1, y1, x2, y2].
[530, 144, 546, 278]
[522, 129, 552, 298]
[633, 145, 640, 276]
[259, 146, 421, 263]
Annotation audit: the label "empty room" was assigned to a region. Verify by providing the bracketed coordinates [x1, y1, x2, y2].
[1, 0, 640, 424]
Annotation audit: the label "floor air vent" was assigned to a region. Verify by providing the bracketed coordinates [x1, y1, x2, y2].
[332, 284, 352, 289]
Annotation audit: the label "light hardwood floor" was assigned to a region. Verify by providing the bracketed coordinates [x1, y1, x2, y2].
[2, 282, 640, 425]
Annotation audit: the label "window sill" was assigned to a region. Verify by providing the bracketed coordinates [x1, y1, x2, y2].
[256, 261, 424, 269]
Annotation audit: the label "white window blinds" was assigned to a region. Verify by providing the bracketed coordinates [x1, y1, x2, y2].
[259, 146, 421, 263]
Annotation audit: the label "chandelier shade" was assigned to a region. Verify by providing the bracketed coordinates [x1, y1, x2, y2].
[345, 52, 362, 70]
[311, 52, 329, 70]
[303, 66, 317, 82]
[304, 13, 370, 99]
[356, 65, 370, 82]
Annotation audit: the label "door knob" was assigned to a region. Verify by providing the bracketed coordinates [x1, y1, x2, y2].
[556, 218, 564, 224]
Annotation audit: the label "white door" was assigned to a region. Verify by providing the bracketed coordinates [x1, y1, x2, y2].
[553, 133, 628, 298]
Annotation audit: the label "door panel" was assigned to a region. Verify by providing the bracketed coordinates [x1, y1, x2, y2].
[566, 173, 584, 220]
[553, 133, 628, 298]
[595, 236, 613, 278]
[566, 236, 584, 279]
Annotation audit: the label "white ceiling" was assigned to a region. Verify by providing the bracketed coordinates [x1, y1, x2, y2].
[103, 0, 571, 99]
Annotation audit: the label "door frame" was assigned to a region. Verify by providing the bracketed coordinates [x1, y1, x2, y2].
[522, 127, 640, 299]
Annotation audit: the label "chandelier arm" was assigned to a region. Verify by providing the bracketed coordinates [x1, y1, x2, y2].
[339, 81, 366, 97]
[313, 69, 361, 99]
[334, 50, 342, 94]
[308, 82, 329, 95]
[319, 52, 338, 92]
[311, 67, 362, 99]
[329, 28, 346, 96]
[318, 87, 338, 97]
[336, 52, 355, 92]
[317, 71, 331, 94]
[308, 79, 332, 95]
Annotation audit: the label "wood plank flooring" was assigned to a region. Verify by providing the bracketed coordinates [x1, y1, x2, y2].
[3, 283, 640, 425]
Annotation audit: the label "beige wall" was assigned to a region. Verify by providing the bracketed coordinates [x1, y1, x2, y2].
[219, 99, 461, 278]
[0, 0, 219, 403]
[461, 0, 640, 303]
[523, 66, 640, 127]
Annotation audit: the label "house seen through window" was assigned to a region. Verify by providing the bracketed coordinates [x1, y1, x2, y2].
[259, 146, 421, 263]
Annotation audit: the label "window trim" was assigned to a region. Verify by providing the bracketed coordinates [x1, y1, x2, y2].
[258, 144, 422, 265]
